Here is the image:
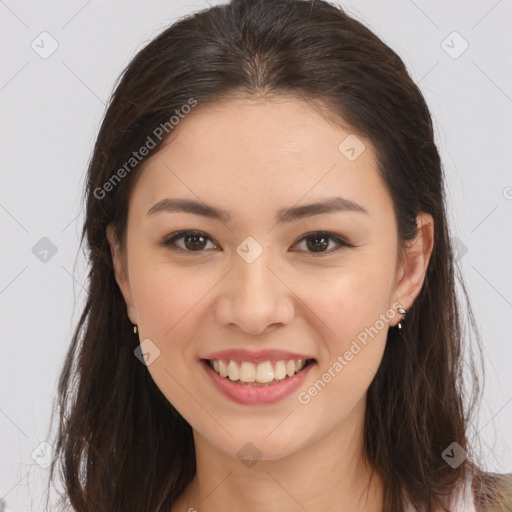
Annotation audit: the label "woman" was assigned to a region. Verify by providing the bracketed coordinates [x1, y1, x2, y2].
[44, 0, 512, 510]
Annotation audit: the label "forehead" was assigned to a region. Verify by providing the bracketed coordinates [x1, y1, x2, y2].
[160, 96, 367, 161]
[129, 97, 391, 220]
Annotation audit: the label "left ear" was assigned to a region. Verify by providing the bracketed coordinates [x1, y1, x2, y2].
[390, 212, 434, 325]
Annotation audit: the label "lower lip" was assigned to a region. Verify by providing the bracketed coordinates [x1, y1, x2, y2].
[200, 359, 316, 405]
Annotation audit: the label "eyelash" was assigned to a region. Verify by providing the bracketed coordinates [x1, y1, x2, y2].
[159, 230, 355, 256]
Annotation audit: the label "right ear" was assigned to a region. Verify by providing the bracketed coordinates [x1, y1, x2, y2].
[106, 224, 138, 325]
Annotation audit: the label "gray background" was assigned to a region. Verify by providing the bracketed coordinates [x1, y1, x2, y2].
[1, 0, 511, 510]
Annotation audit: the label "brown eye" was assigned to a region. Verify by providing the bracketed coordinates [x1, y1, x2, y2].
[306, 233, 329, 252]
[161, 231, 218, 252]
[293, 231, 353, 255]
[182, 232, 208, 251]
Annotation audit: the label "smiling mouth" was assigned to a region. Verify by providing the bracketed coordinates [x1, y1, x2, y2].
[202, 358, 316, 386]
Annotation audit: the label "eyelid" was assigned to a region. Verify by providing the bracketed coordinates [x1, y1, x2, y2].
[160, 229, 355, 254]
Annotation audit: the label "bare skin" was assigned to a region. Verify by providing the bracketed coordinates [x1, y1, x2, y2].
[107, 96, 434, 512]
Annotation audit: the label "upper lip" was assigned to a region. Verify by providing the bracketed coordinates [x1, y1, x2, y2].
[201, 348, 316, 364]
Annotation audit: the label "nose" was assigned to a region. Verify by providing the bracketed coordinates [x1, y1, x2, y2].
[214, 247, 295, 335]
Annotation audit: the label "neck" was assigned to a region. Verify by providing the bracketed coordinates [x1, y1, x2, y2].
[171, 399, 384, 512]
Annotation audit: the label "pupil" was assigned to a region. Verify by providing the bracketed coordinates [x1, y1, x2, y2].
[185, 233, 206, 250]
[307, 234, 328, 252]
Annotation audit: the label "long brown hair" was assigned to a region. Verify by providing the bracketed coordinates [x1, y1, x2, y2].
[44, 0, 511, 510]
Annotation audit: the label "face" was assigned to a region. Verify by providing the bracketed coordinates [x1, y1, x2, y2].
[107, 97, 433, 462]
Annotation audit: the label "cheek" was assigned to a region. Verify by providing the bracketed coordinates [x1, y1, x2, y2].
[129, 264, 205, 412]
[131, 258, 203, 334]
[127, 263, 201, 404]
[304, 262, 395, 340]
[296, 269, 394, 423]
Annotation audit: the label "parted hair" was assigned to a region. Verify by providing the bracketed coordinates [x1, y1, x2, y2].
[44, 0, 511, 511]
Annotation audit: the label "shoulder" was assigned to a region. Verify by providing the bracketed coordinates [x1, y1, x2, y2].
[472, 471, 512, 512]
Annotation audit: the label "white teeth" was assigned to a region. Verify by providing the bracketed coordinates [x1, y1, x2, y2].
[274, 360, 287, 380]
[256, 361, 274, 383]
[209, 358, 310, 384]
[218, 360, 228, 377]
[239, 361, 256, 382]
[227, 360, 240, 381]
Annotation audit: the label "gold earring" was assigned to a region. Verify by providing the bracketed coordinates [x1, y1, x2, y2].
[133, 324, 138, 335]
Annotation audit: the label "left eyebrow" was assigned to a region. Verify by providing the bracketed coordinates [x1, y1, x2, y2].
[146, 196, 368, 223]
[276, 196, 368, 222]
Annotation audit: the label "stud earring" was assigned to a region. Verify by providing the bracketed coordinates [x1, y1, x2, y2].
[133, 324, 138, 335]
